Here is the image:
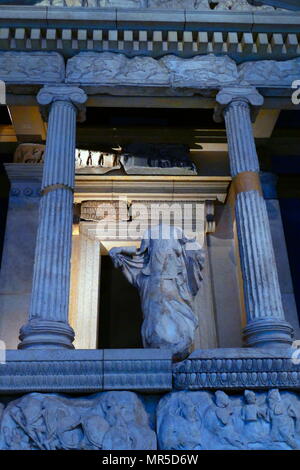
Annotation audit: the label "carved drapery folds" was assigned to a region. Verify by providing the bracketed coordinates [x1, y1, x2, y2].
[109, 225, 205, 360]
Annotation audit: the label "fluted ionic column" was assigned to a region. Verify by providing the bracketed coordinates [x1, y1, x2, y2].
[214, 86, 293, 348]
[18, 86, 87, 349]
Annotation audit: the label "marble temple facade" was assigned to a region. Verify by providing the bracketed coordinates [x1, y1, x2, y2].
[0, 0, 299, 450]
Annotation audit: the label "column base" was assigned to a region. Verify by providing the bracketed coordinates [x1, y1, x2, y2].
[243, 318, 294, 348]
[18, 319, 75, 350]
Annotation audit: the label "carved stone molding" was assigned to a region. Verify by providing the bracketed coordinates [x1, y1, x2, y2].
[4, 163, 43, 203]
[4, 164, 230, 203]
[1, 348, 300, 395]
[0, 349, 172, 394]
[174, 348, 300, 390]
[0, 52, 65, 84]
[10, 184, 41, 199]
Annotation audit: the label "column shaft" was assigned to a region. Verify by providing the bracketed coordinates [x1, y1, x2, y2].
[19, 87, 86, 349]
[217, 90, 293, 347]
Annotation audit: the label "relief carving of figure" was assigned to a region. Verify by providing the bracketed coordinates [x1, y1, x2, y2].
[157, 393, 203, 450]
[100, 392, 157, 450]
[240, 390, 269, 449]
[266, 389, 299, 450]
[204, 391, 244, 449]
[109, 224, 205, 360]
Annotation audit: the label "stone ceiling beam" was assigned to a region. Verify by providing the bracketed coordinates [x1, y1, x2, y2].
[8, 105, 46, 142]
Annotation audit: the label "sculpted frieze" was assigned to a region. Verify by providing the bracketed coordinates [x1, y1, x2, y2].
[0, 391, 156, 450]
[238, 57, 300, 87]
[66, 53, 300, 89]
[1, 51, 297, 90]
[2, 389, 300, 450]
[157, 389, 300, 450]
[0, 52, 65, 84]
[66, 52, 170, 86]
[215, 0, 275, 10]
[35, 0, 287, 10]
[37, 0, 145, 6]
[66, 52, 238, 88]
[160, 54, 238, 87]
[147, 0, 210, 8]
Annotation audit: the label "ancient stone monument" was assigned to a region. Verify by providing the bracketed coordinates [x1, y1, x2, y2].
[0, 0, 299, 452]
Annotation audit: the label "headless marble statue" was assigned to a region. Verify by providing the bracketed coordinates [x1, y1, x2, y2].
[109, 224, 205, 360]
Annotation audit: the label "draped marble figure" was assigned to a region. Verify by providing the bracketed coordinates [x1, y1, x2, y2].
[109, 224, 205, 360]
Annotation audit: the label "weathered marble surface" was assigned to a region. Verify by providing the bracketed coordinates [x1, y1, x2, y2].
[66, 53, 170, 86]
[161, 55, 238, 88]
[36, 0, 145, 6]
[66, 52, 238, 87]
[66, 52, 300, 89]
[0, 51, 298, 89]
[0, 349, 172, 394]
[109, 224, 205, 361]
[173, 347, 300, 390]
[0, 391, 157, 450]
[148, 0, 210, 8]
[2, 388, 300, 450]
[238, 57, 300, 87]
[0, 52, 65, 84]
[157, 389, 300, 450]
[34, 0, 286, 10]
[215, 0, 275, 10]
